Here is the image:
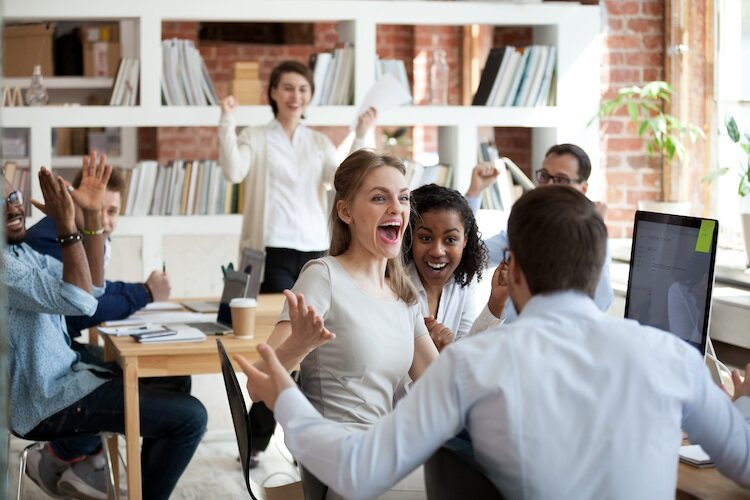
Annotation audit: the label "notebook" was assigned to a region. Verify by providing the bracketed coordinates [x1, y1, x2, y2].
[136, 324, 206, 344]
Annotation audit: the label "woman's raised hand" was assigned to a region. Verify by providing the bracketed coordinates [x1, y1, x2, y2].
[284, 289, 336, 355]
[221, 95, 238, 116]
[355, 106, 378, 138]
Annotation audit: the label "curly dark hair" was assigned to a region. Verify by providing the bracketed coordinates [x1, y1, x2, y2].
[403, 183, 489, 287]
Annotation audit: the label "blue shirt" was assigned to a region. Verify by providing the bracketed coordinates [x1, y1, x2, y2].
[26, 216, 150, 337]
[465, 195, 613, 318]
[4, 243, 108, 435]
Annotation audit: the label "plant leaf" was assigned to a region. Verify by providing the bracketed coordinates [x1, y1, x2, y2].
[626, 102, 639, 123]
[702, 168, 730, 183]
[727, 115, 741, 143]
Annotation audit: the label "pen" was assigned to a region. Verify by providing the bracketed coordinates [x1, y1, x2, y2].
[162, 261, 166, 273]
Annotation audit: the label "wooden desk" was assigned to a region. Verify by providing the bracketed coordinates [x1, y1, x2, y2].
[101, 294, 285, 500]
[677, 462, 750, 499]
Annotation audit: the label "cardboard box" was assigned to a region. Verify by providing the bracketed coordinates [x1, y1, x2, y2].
[82, 23, 121, 77]
[3, 23, 55, 77]
[84, 41, 121, 77]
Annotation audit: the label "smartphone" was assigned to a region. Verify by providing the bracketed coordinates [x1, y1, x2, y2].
[131, 330, 177, 342]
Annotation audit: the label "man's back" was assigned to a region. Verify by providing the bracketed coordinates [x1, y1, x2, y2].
[457, 291, 741, 498]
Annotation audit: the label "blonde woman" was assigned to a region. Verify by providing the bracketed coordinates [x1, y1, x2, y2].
[242, 149, 439, 498]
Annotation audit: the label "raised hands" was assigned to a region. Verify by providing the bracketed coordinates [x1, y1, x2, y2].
[355, 106, 378, 138]
[221, 95, 239, 116]
[71, 151, 112, 214]
[31, 168, 77, 234]
[234, 344, 296, 411]
[488, 262, 509, 318]
[466, 162, 500, 199]
[424, 316, 455, 352]
[281, 289, 336, 360]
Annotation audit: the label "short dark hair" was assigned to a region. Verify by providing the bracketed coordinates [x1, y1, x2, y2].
[507, 185, 606, 298]
[72, 167, 126, 194]
[267, 60, 315, 117]
[545, 143, 592, 182]
[403, 183, 488, 287]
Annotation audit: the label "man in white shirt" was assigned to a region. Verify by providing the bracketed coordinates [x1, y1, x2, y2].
[235, 186, 750, 499]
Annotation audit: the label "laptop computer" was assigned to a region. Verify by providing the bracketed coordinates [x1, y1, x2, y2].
[176, 269, 253, 335]
[624, 211, 718, 354]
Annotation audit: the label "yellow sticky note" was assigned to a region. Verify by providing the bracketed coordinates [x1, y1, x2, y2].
[695, 220, 716, 253]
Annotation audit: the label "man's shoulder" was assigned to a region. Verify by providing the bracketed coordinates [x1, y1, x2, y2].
[25, 217, 60, 258]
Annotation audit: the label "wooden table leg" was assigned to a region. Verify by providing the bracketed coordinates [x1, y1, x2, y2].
[123, 358, 142, 500]
[108, 434, 120, 499]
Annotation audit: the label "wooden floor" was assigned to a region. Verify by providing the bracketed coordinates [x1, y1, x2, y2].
[10, 428, 427, 499]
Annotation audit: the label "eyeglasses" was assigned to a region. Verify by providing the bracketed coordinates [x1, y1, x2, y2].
[535, 169, 580, 186]
[502, 248, 511, 265]
[1, 190, 23, 207]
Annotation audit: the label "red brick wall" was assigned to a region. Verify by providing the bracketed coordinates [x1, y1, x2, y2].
[601, 0, 665, 237]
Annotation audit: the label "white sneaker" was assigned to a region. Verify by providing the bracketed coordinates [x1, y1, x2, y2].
[25, 444, 68, 498]
[57, 452, 109, 500]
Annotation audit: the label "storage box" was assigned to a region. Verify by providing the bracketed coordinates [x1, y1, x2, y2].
[3, 23, 55, 77]
[81, 24, 121, 77]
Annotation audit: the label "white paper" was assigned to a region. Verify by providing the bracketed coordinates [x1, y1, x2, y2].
[98, 323, 167, 336]
[137, 324, 206, 343]
[143, 301, 184, 311]
[351, 74, 412, 129]
[104, 312, 217, 327]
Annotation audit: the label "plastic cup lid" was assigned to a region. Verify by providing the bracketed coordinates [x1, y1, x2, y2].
[230, 298, 257, 307]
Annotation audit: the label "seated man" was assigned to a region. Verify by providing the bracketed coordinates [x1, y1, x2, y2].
[4, 155, 206, 500]
[238, 186, 750, 498]
[25, 167, 172, 361]
[465, 143, 613, 321]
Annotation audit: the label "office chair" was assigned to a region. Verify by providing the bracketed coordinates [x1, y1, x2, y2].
[216, 338, 260, 500]
[424, 445, 504, 500]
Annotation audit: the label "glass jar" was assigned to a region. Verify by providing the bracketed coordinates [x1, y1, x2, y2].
[430, 48, 449, 105]
[25, 65, 49, 106]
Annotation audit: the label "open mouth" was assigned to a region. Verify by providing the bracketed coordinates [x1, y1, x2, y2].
[6, 215, 23, 232]
[427, 262, 448, 271]
[377, 221, 401, 244]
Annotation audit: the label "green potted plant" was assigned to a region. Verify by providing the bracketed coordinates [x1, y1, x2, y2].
[599, 81, 704, 214]
[703, 115, 750, 267]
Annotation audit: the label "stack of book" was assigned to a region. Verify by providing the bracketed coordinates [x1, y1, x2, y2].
[109, 59, 140, 106]
[121, 160, 243, 216]
[161, 39, 219, 106]
[375, 58, 411, 100]
[230, 62, 262, 105]
[2, 161, 29, 211]
[472, 45, 557, 107]
[404, 161, 452, 190]
[309, 45, 355, 106]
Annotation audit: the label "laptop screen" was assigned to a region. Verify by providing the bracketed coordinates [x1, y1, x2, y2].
[624, 211, 718, 354]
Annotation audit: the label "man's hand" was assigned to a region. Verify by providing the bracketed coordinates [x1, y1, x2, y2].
[355, 107, 378, 139]
[31, 168, 77, 234]
[488, 263, 509, 318]
[278, 290, 336, 360]
[145, 271, 171, 302]
[235, 344, 296, 411]
[71, 151, 112, 214]
[466, 162, 500, 198]
[732, 363, 750, 401]
[221, 96, 238, 115]
[424, 317, 454, 352]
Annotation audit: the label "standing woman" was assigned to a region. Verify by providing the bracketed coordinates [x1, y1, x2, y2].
[218, 60, 376, 292]
[218, 60, 376, 463]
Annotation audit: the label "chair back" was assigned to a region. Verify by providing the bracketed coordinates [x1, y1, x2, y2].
[216, 338, 259, 500]
[424, 445, 504, 500]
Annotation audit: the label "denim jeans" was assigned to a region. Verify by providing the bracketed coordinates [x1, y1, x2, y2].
[23, 373, 207, 500]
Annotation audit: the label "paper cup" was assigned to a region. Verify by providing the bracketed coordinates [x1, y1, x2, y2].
[230, 298, 257, 339]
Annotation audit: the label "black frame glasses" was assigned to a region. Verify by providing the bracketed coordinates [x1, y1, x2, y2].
[535, 169, 580, 186]
[1, 190, 23, 207]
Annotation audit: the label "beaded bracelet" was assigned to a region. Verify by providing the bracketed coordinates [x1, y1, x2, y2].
[81, 227, 105, 235]
[57, 233, 82, 247]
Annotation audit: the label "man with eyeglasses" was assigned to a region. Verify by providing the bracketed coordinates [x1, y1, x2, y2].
[3, 155, 207, 500]
[465, 143, 613, 324]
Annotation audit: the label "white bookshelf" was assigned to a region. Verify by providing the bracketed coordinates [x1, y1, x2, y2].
[3, 0, 600, 289]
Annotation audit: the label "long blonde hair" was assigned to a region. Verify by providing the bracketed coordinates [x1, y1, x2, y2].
[329, 149, 418, 305]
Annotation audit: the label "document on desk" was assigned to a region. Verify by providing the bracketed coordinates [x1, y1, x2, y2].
[98, 323, 171, 336]
[136, 324, 206, 343]
[679, 444, 715, 468]
[143, 301, 183, 311]
[104, 312, 216, 327]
